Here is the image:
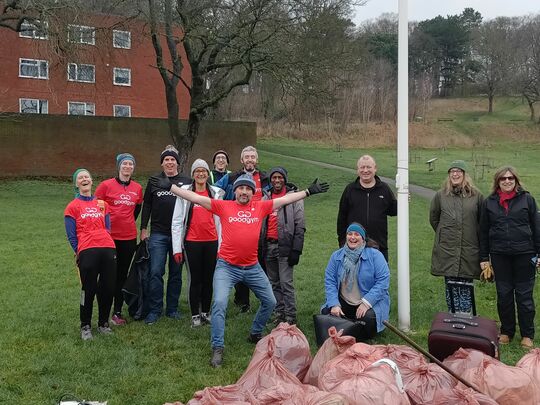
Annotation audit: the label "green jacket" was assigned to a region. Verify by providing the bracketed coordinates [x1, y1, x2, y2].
[429, 189, 484, 279]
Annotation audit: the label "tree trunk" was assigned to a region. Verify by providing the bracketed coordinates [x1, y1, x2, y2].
[174, 112, 200, 170]
[488, 93, 494, 114]
[526, 97, 535, 121]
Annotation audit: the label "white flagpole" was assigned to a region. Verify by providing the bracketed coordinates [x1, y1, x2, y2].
[396, 0, 411, 331]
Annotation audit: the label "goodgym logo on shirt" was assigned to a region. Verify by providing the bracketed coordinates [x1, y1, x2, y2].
[114, 194, 135, 206]
[81, 207, 103, 219]
[229, 210, 259, 224]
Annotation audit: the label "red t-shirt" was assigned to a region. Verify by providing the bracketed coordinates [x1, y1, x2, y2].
[64, 198, 115, 254]
[186, 190, 218, 242]
[94, 178, 143, 240]
[251, 172, 263, 201]
[211, 199, 273, 266]
[266, 188, 287, 240]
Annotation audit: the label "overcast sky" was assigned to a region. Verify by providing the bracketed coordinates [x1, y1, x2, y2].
[354, 0, 540, 24]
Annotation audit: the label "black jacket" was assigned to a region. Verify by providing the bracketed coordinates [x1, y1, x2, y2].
[140, 172, 191, 235]
[479, 190, 540, 260]
[337, 175, 397, 251]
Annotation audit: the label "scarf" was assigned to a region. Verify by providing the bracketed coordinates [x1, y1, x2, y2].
[340, 243, 366, 294]
[497, 189, 516, 213]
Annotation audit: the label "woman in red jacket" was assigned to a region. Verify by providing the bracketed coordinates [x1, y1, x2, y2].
[95, 153, 143, 325]
[64, 169, 117, 340]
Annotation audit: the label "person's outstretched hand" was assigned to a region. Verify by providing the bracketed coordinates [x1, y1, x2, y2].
[149, 176, 172, 191]
[306, 178, 329, 196]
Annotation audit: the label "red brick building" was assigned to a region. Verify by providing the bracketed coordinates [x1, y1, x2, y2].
[0, 14, 190, 118]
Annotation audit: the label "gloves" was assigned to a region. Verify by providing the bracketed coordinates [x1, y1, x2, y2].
[480, 261, 494, 282]
[149, 176, 172, 191]
[305, 178, 329, 196]
[288, 250, 301, 266]
[174, 253, 183, 264]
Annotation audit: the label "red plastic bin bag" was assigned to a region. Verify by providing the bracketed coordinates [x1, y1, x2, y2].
[431, 386, 498, 405]
[186, 384, 257, 405]
[401, 362, 457, 405]
[303, 326, 356, 387]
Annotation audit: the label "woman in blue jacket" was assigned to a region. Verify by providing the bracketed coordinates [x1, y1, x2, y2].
[322, 222, 390, 339]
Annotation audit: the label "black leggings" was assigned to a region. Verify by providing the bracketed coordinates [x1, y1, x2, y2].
[78, 247, 116, 327]
[113, 239, 137, 314]
[184, 240, 218, 315]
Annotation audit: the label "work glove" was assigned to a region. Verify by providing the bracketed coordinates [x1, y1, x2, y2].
[149, 175, 172, 191]
[173, 253, 183, 264]
[288, 250, 301, 266]
[305, 178, 329, 196]
[480, 261, 494, 282]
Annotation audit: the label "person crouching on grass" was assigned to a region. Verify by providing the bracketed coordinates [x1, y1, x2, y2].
[64, 169, 117, 341]
[150, 173, 329, 367]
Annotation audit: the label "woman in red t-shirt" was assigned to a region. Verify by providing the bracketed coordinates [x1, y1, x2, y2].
[95, 153, 143, 326]
[64, 169, 116, 341]
[171, 159, 224, 327]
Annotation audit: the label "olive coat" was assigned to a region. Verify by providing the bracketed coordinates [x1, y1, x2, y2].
[429, 189, 484, 279]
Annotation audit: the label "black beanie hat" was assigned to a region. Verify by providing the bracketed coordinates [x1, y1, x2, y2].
[269, 166, 288, 183]
[213, 149, 230, 164]
[160, 147, 180, 164]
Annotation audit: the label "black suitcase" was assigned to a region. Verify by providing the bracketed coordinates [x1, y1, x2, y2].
[427, 280, 499, 361]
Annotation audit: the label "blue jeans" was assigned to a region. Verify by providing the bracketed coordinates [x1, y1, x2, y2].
[147, 232, 182, 316]
[211, 259, 276, 348]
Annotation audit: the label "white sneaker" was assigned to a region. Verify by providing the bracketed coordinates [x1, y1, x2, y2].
[81, 325, 93, 341]
[201, 312, 211, 324]
[191, 315, 202, 328]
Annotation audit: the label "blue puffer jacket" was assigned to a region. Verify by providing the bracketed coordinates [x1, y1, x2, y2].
[323, 247, 390, 332]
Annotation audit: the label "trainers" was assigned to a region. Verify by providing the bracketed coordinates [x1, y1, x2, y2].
[81, 325, 93, 341]
[144, 312, 159, 325]
[97, 323, 113, 335]
[166, 311, 181, 320]
[271, 312, 285, 325]
[210, 347, 224, 368]
[201, 312, 211, 324]
[110, 313, 127, 326]
[499, 334, 511, 345]
[521, 337, 534, 349]
[191, 315, 202, 328]
[247, 333, 263, 343]
[240, 304, 250, 313]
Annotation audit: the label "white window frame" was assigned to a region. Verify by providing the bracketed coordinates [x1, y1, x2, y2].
[113, 30, 131, 49]
[67, 24, 95, 45]
[19, 58, 48, 79]
[113, 105, 131, 117]
[113, 67, 131, 86]
[67, 63, 96, 83]
[68, 101, 95, 116]
[19, 20, 48, 39]
[19, 98, 48, 114]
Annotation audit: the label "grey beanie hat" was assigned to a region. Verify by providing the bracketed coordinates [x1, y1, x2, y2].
[116, 153, 135, 172]
[233, 173, 256, 192]
[269, 166, 288, 183]
[191, 158, 210, 177]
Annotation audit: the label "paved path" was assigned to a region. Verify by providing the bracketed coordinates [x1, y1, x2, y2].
[261, 150, 436, 199]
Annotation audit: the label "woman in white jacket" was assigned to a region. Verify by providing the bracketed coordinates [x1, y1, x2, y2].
[171, 159, 224, 327]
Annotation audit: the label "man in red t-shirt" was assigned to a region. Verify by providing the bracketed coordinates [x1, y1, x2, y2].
[150, 172, 328, 367]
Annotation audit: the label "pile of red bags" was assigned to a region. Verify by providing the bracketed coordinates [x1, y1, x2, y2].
[167, 324, 540, 405]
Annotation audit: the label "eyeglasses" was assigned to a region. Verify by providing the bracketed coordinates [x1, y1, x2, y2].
[449, 169, 464, 174]
[499, 176, 515, 181]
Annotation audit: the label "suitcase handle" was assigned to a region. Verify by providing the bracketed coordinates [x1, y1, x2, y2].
[443, 318, 479, 327]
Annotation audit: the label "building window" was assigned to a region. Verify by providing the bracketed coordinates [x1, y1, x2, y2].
[113, 105, 131, 117]
[19, 58, 48, 79]
[113, 30, 131, 49]
[19, 98, 48, 114]
[68, 102, 95, 116]
[67, 63, 95, 83]
[19, 20, 48, 39]
[113, 68, 131, 86]
[68, 24, 95, 45]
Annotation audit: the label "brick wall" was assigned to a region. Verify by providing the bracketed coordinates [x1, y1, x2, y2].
[0, 114, 256, 177]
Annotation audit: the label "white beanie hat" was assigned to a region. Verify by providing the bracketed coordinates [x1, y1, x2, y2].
[191, 158, 210, 177]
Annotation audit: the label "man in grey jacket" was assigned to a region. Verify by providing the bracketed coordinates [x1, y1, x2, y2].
[260, 167, 305, 325]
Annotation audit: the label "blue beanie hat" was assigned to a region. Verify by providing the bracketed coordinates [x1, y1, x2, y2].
[233, 173, 256, 192]
[347, 223, 366, 239]
[116, 153, 135, 172]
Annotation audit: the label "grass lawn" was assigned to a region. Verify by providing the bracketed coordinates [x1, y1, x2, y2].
[1, 141, 539, 404]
